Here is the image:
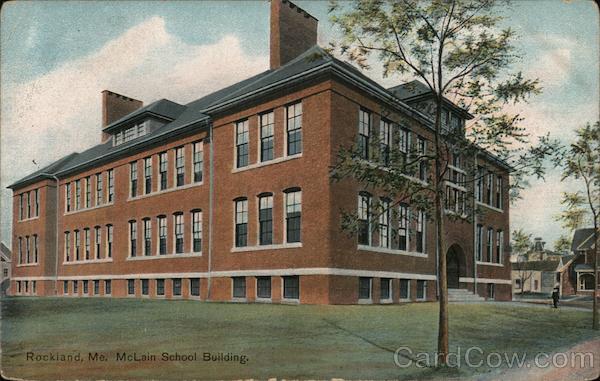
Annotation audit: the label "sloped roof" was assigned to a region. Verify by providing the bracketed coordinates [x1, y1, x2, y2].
[571, 228, 597, 252]
[103, 99, 187, 132]
[388, 80, 431, 100]
[0, 242, 10, 260]
[512, 259, 560, 271]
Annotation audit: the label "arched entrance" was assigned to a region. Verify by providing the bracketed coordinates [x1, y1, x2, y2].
[446, 244, 465, 289]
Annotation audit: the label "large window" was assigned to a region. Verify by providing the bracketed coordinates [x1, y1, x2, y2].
[73, 280, 78, 294]
[141, 279, 149, 296]
[156, 279, 165, 296]
[496, 176, 503, 209]
[172, 278, 182, 296]
[108, 169, 114, 202]
[286, 102, 302, 155]
[235, 199, 248, 247]
[193, 142, 203, 183]
[358, 109, 370, 160]
[174, 213, 184, 254]
[127, 279, 135, 295]
[34, 189, 39, 217]
[496, 230, 504, 263]
[476, 224, 483, 261]
[74, 230, 80, 260]
[106, 225, 113, 258]
[25, 236, 30, 263]
[285, 189, 302, 243]
[159, 152, 168, 190]
[94, 280, 100, 295]
[417, 280, 427, 300]
[105, 280, 111, 295]
[158, 216, 167, 255]
[486, 227, 494, 262]
[256, 277, 271, 299]
[358, 193, 371, 245]
[236, 120, 249, 168]
[232, 277, 246, 298]
[380, 278, 391, 300]
[259, 194, 273, 245]
[283, 276, 300, 300]
[379, 199, 390, 248]
[75, 180, 81, 209]
[129, 221, 137, 257]
[94, 227, 101, 259]
[143, 219, 152, 256]
[33, 235, 38, 263]
[83, 280, 89, 295]
[260, 112, 274, 162]
[400, 279, 410, 300]
[65, 183, 72, 212]
[486, 173, 493, 205]
[95, 173, 103, 206]
[190, 278, 200, 297]
[25, 192, 30, 218]
[379, 119, 390, 165]
[192, 211, 202, 253]
[398, 204, 409, 251]
[144, 157, 152, 194]
[417, 137, 427, 182]
[358, 277, 372, 300]
[19, 194, 24, 220]
[64, 231, 71, 262]
[416, 210, 426, 253]
[18, 237, 22, 264]
[175, 147, 185, 186]
[85, 176, 91, 208]
[63, 281, 68, 294]
[130, 162, 138, 197]
[398, 128, 409, 163]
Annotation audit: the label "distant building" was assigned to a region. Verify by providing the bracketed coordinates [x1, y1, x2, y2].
[1, 242, 11, 296]
[557, 228, 598, 296]
[511, 259, 559, 295]
[510, 237, 564, 263]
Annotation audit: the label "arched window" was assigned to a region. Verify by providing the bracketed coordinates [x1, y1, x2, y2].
[579, 273, 595, 291]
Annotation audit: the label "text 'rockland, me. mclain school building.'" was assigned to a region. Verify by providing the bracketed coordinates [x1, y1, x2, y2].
[8, 0, 511, 304]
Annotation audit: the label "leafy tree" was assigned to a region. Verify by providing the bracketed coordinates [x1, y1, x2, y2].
[553, 235, 571, 254]
[329, 0, 560, 362]
[511, 228, 532, 295]
[557, 121, 599, 329]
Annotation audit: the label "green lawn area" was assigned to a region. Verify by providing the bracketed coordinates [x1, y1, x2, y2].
[1, 297, 598, 380]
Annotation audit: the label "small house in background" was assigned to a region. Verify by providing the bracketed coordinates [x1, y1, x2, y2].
[1, 242, 11, 296]
[556, 228, 598, 296]
[511, 259, 560, 295]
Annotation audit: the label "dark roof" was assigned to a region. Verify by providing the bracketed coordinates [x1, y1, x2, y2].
[0, 242, 10, 260]
[388, 80, 431, 100]
[571, 228, 597, 252]
[9, 153, 80, 187]
[103, 99, 187, 133]
[574, 264, 593, 271]
[512, 259, 560, 271]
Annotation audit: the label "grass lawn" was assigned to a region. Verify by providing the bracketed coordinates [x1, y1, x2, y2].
[1, 297, 598, 380]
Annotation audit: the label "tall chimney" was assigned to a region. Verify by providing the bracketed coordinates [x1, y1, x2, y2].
[270, 0, 318, 70]
[101, 90, 143, 142]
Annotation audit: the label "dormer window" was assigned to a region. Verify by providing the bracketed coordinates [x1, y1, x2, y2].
[113, 121, 148, 146]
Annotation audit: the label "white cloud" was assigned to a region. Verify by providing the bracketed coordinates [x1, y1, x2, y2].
[0, 16, 268, 243]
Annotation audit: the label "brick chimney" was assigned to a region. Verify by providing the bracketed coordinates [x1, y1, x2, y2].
[270, 0, 318, 70]
[101, 90, 143, 142]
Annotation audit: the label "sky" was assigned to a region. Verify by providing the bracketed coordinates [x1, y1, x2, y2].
[1, 0, 598, 250]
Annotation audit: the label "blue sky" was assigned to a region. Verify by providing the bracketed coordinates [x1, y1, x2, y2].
[1, 0, 598, 248]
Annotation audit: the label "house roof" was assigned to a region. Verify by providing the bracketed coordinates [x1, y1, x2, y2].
[103, 99, 187, 133]
[571, 228, 597, 252]
[512, 259, 560, 271]
[0, 242, 11, 261]
[574, 263, 593, 272]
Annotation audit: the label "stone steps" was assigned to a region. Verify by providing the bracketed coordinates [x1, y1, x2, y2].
[448, 288, 486, 302]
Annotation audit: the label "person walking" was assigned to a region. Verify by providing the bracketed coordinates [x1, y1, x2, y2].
[551, 286, 560, 309]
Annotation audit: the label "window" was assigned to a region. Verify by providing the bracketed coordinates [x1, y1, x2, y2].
[417, 280, 427, 300]
[398, 204, 409, 251]
[190, 278, 200, 297]
[380, 278, 391, 300]
[63, 281, 68, 294]
[175, 147, 185, 186]
[398, 128, 409, 163]
[106, 225, 113, 258]
[260, 112, 274, 162]
[107, 169, 114, 202]
[33, 235, 38, 263]
[285, 190, 302, 243]
[18, 237, 22, 264]
[141, 279, 149, 296]
[235, 120, 249, 168]
[64, 232, 71, 262]
[25, 191, 30, 218]
[158, 216, 167, 255]
[34, 189, 39, 217]
[232, 277, 246, 298]
[358, 277, 372, 300]
[16, 281, 21, 294]
[358, 193, 371, 245]
[174, 213, 184, 254]
[379, 119, 390, 165]
[65, 183, 72, 212]
[379, 199, 390, 248]
[19, 194, 24, 220]
[73, 280, 78, 294]
[156, 279, 165, 296]
[496, 176, 503, 209]
[486, 228, 494, 262]
[417, 137, 427, 182]
[84, 228, 90, 260]
[487, 284, 495, 299]
[192, 211, 202, 253]
[358, 109, 370, 160]
[105, 280, 111, 295]
[497, 230, 504, 264]
[256, 277, 271, 299]
[579, 274, 595, 291]
[75, 180, 81, 209]
[129, 221, 137, 257]
[127, 279, 135, 295]
[96, 173, 103, 206]
[83, 280, 89, 295]
[286, 102, 302, 155]
[32, 281, 37, 294]
[94, 227, 101, 259]
[400, 279, 410, 300]
[25, 236, 30, 263]
[486, 172, 493, 205]
[113, 122, 147, 146]
[130, 162, 138, 197]
[193, 142, 203, 182]
[475, 225, 483, 261]
[159, 152, 168, 190]
[173, 278, 182, 296]
[416, 210, 426, 253]
[283, 276, 300, 300]
[259, 194, 273, 245]
[75, 230, 81, 261]
[85, 176, 91, 208]
[235, 199, 248, 247]
[144, 157, 152, 194]
[476, 166, 484, 202]
[93, 280, 100, 295]
[143, 219, 152, 256]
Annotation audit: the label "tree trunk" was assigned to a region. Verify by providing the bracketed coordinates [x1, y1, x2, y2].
[593, 221, 598, 330]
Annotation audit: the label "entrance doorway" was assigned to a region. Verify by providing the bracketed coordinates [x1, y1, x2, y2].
[446, 245, 465, 289]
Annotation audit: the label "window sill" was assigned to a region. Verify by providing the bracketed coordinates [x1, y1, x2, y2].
[255, 297, 272, 303]
[357, 245, 428, 258]
[232, 154, 302, 173]
[476, 261, 504, 267]
[444, 180, 467, 192]
[126, 252, 202, 260]
[18, 216, 40, 223]
[476, 201, 504, 213]
[380, 299, 393, 304]
[358, 299, 373, 305]
[281, 298, 300, 304]
[231, 297, 248, 303]
[399, 298, 411, 303]
[231, 242, 302, 253]
[16, 263, 39, 267]
[63, 259, 113, 265]
[64, 202, 114, 216]
[128, 182, 203, 201]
